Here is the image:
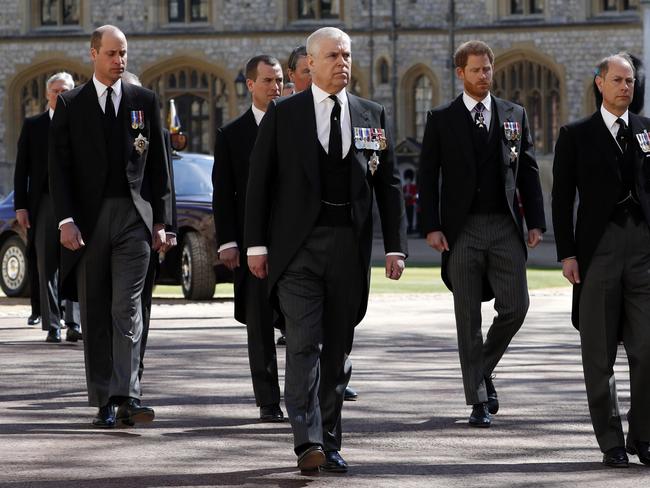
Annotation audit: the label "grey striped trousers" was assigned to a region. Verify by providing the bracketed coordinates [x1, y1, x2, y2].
[447, 213, 529, 405]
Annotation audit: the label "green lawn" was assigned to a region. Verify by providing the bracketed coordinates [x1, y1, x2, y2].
[153, 266, 569, 298]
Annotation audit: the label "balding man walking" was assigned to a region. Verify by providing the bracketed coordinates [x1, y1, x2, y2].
[49, 25, 171, 428]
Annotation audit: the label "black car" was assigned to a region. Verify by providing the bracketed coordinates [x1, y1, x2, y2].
[0, 152, 230, 300]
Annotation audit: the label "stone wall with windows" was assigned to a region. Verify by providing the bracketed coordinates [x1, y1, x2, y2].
[0, 0, 646, 220]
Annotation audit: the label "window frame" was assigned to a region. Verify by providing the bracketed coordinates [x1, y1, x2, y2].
[33, 0, 82, 29]
[163, 0, 211, 26]
[288, 0, 344, 23]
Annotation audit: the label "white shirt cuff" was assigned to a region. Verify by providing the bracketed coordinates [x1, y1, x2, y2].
[386, 252, 406, 258]
[218, 241, 238, 253]
[58, 217, 74, 230]
[247, 246, 268, 256]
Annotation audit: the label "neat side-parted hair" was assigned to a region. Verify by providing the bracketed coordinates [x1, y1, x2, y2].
[46, 72, 75, 91]
[454, 40, 494, 69]
[288, 45, 307, 71]
[245, 55, 281, 81]
[306, 27, 351, 57]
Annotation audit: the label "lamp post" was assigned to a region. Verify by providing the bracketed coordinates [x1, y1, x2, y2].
[234, 70, 247, 98]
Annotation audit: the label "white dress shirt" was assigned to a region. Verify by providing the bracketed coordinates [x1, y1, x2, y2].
[463, 91, 492, 130]
[58, 75, 122, 229]
[311, 82, 351, 157]
[600, 104, 629, 151]
[218, 104, 267, 255]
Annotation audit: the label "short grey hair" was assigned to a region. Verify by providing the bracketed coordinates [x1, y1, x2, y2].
[306, 27, 351, 57]
[46, 72, 75, 91]
[122, 70, 141, 86]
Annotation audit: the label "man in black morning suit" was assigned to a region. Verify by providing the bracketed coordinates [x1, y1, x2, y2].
[49, 25, 171, 427]
[212, 55, 284, 422]
[14, 72, 81, 343]
[552, 53, 650, 468]
[418, 41, 545, 427]
[245, 27, 407, 473]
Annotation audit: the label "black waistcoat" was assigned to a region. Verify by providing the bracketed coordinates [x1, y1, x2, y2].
[316, 143, 353, 226]
[468, 106, 509, 214]
[101, 104, 129, 198]
[617, 140, 638, 202]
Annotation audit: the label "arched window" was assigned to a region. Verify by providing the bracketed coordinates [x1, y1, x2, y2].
[493, 59, 561, 154]
[146, 66, 229, 154]
[413, 75, 433, 142]
[20, 70, 88, 120]
[290, 0, 342, 20]
[377, 59, 389, 85]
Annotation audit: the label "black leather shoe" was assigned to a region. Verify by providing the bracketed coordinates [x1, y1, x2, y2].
[321, 451, 348, 473]
[469, 403, 491, 427]
[297, 444, 325, 472]
[116, 398, 155, 426]
[485, 375, 499, 415]
[45, 328, 61, 343]
[27, 314, 40, 326]
[626, 439, 650, 466]
[344, 386, 358, 401]
[65, 324, 83, 342]
[92, 403, 116, 428]
[276, 335, 286, 346]
[259, 403, 284, 422]
[603, 446, 629, 467]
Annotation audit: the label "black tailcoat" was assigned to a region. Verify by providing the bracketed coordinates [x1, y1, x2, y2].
[552, 110, 650, 327]
[418, 94, 546, 299]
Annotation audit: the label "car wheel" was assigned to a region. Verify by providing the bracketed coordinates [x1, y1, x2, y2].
[0, 235, 29, 297]
[180, 232, 216, 300]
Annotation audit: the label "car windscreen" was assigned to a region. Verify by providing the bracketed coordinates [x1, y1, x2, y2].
[173, 156, 213, 197]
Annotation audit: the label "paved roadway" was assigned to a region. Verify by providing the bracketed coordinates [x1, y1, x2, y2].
[0, 286, 646, 487]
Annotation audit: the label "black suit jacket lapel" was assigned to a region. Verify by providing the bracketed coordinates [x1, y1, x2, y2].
[494, 97, 515, 172]
[449, 95, 476, 171]
[347, 94, 372, 198]
[80, 81, 109, 168]
[122, 82, 136, 165]
[298, 89, 319, 189]
[591, 111, 623, 181]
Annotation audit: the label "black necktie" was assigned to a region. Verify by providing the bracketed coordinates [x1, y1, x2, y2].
[328, 94, 342, 162]
[616, 118, 628, 153]
[105, 86, 116, 121]
[474, 102, 487, 132]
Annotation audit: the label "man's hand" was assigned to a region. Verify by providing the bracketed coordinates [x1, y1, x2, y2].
[160, 233, 177, 253]
[385, 255, 405, 280]
[426, 231, 449, 252]
[248, 254, 268, 279]
[16, 209, 30, 229]
[527, 228, 543, 248]
[219, 247, 240, 271]
[60, 222, 85, 251]
[562, 258, 581, 285]
[152, 224, 166, 252]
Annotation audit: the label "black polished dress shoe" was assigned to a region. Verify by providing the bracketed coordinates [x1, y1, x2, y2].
[45, 328, 61, 343]
[92, 403, 116, 428]
[276, 335, 286, 346]
[116, 398, 155, 426]
[469, 403, 491, 427]
[603, 446, 629, 468]
[259, 403, 284, 422]
[27, 314, 40, 326]
[485, 375, 499, 415]
[321, 451, 348, 473]
[65, 324, 83, 342]
[626, 439, 650, 465]
[344, 386, 358, 401]
[297, 444, 325, 472]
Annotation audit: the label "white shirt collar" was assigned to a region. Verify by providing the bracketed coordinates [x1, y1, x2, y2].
[462, 92, 491, 113]
[600, 104, 629, 131]
[48, 108, 54, 120]
[251, 104, 266, 126]
[311, 82, 348, 107]
[92, 74, 122, 99]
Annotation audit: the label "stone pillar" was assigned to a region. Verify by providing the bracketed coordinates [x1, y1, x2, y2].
[642, 0, 650, 116]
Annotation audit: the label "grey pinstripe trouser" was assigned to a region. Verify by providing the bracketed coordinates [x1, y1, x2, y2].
[447, 213, 529, 405]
